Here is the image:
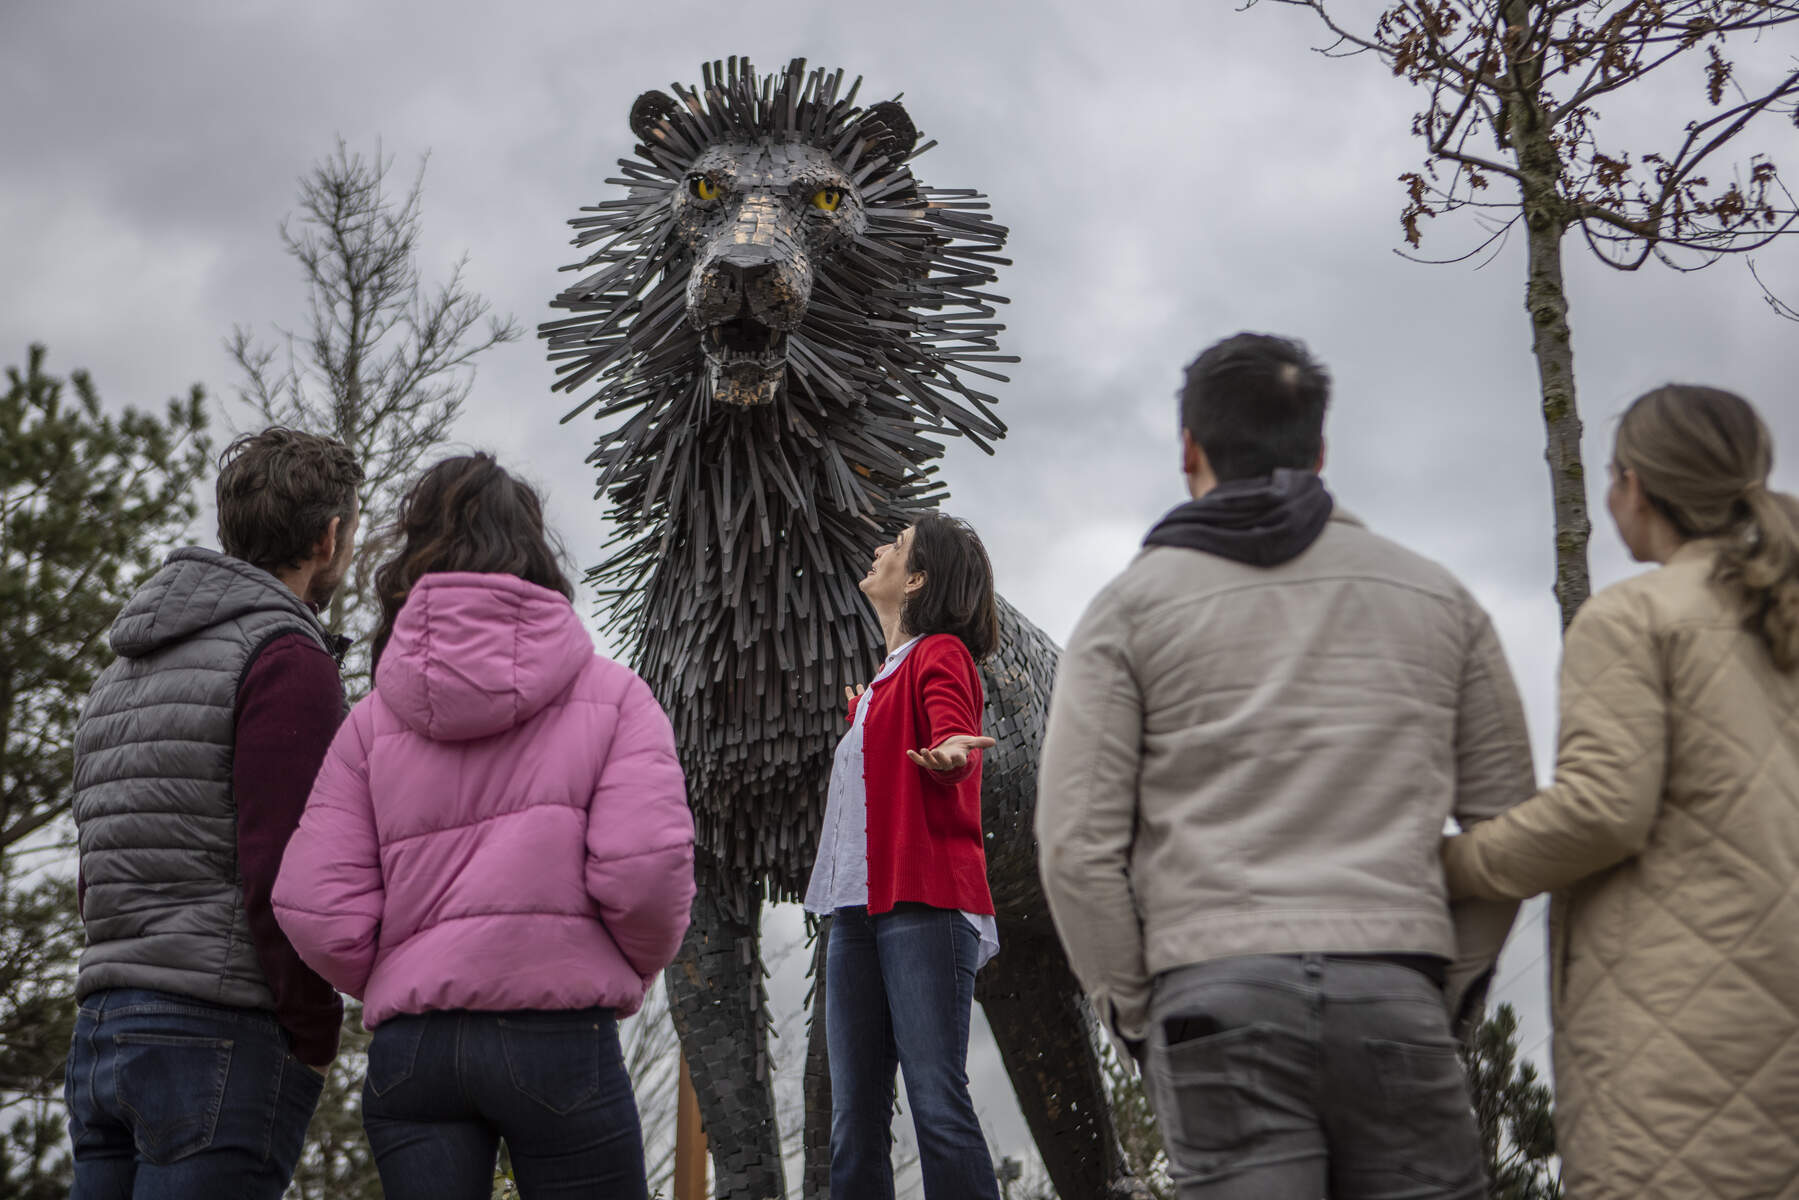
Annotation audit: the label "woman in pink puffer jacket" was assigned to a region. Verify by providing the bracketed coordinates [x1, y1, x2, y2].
[274, 454, 693, 1200]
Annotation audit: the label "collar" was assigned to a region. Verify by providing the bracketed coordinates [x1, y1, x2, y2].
[884, 635, 922, 664]
[873, 636, 923, 685]
[1668, 537, 1725, 567]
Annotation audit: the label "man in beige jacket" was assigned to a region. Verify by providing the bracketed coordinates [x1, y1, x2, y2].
[1036, 332, 1535, 1199]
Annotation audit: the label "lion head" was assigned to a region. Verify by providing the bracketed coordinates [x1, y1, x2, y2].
[665, 114, 898, 407]
[545, 55, 1011, 430]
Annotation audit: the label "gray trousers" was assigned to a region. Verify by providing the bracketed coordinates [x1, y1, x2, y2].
[1143, 954, 1484, 1200]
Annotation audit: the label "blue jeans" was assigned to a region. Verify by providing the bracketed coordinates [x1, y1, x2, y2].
[827, 904, 1000, 1200]
[64, 987, 325, 1200]
[1144, 955, 1485, 1199]
[361, 1006, 647, 1200]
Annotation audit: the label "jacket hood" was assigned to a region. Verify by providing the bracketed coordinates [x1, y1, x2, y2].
[110, 547, 329, 659]
[1143, 469, 1335, 567]
[374, 572, 595, 742]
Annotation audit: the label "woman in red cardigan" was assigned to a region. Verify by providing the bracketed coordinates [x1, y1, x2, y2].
[804, 513, 1002, 1200]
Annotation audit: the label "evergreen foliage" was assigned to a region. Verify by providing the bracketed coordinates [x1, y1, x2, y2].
[1461, 1003, 1562, 1200]
[0, 876, 80, 1198]
[0, 345, 210, 851]
[286, 1005, 379, 1200]
[0, 345, 210, 1198]
[1101, 1048, 1173, 1200]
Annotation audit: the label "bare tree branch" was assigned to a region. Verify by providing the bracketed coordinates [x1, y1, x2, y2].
[1397, 212, 1523, 264]
[1749, 257, 1799, 320]
[228, 138, 520, 687]
[1250, 0, 1799, 628]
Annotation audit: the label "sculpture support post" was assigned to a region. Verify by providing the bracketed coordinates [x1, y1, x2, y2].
[674, 1052, 709, 1200]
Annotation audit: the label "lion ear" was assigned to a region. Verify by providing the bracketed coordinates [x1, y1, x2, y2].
[856, 100, 918, 162]
[630, 90, 681, 144]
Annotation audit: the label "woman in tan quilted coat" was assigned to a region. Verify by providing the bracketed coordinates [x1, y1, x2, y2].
[1444, 385, 1799, 1200]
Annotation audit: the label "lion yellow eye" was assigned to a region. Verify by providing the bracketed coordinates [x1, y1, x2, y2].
[811, 188, 843, 212]
[690, 177, 719, 201]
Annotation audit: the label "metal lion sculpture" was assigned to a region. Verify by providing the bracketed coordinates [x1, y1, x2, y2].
[542, 58, 1140, 1200]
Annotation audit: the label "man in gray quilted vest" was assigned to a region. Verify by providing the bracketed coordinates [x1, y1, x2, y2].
[65, 427, 362, 1199]
[1036, 333, 1534, 1199]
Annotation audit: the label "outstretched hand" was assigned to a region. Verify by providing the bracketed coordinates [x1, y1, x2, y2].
[844, 684, 867, 704]
[907, 734, 997, 773]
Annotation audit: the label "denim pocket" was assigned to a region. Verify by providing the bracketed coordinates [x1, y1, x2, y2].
[498, 1015, 604, 1115]
[64, 1014, 100, 1152]
[112, 1033, 232, 1164]
[366, 1018, 425, 1099]
[1366, 1037, 1483, 1188]
[1152, 1022, 1270, 1155]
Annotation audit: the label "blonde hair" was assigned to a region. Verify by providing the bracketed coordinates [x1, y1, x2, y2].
[1615, 385, 1799, 671]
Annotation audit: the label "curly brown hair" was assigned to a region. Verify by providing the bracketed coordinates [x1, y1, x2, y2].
[371, 454, 575, 670]
[216, 427, 362, 573]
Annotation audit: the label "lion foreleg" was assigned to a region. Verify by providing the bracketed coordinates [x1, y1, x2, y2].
[664, 859, 786, 1200]
[800, 916, 832, 1200]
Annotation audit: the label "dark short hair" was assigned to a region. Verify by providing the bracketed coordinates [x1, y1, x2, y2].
[900, 513, 998, 662]
[371, 454, 575, 670]
[1179, 333, 1331, 482]
[216, 427, 363, 573]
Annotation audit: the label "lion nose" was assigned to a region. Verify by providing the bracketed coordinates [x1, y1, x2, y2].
[721, 260, 779, 313]
[704, 251, 804, 327]
[688, 205, 813, 331]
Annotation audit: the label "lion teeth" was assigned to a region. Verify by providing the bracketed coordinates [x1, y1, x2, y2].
[707, 323, 786, 368]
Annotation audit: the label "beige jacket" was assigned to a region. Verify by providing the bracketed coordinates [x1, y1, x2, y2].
[1445, 543, 1799, 1200]
[1036, 509, 1533, 1049]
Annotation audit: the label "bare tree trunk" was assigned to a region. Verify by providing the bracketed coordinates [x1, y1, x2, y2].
[1505, 0, 1591, 627]
[1522, 197, 1591, 629]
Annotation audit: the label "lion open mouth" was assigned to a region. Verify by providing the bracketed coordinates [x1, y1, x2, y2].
[703, 318, 788, 405]
[705, 318, 787, 369]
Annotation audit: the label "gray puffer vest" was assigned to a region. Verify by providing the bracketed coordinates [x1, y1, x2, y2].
[73, 547, 344, 1006]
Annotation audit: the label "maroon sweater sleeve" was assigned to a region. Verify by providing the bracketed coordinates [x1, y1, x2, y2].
[235, 632, 346, 1065]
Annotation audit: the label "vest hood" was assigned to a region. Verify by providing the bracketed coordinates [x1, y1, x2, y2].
[373, 572, 594, 742]
[110, 547, 328, 659]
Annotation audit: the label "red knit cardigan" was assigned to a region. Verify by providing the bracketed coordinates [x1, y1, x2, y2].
[850, 633, 996, 917]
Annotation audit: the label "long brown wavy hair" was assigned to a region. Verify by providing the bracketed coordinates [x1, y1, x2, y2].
[1615, 385, 1799, 671]
[370, 454, 575, 671]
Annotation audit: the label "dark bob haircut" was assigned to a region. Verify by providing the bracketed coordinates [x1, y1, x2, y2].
[899, 513, 998, 662]
[371, 454, 575, 670]
[1180, 332, 1331, 482]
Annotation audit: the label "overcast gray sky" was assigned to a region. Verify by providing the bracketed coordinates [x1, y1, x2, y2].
[5, 0, 1796, 1189]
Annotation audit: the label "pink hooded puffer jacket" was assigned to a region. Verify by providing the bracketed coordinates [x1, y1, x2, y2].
[273, 572, 694, 1026]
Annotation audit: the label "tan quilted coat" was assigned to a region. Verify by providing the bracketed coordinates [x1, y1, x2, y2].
[1445, 541, 1799, 1200]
